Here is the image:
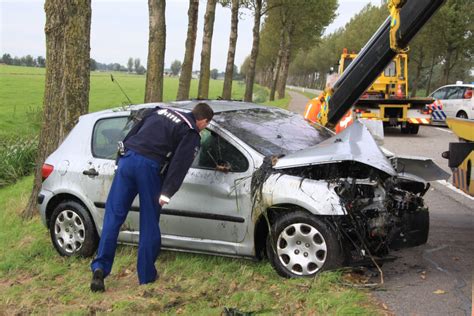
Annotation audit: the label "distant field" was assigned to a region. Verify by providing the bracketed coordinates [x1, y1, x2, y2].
[0, 65, 288, 138]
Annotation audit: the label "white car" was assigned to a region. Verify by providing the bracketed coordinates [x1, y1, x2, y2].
[429, 83, 473, 123]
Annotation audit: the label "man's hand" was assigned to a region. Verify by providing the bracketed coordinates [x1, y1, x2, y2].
[159, 195, 170, 207]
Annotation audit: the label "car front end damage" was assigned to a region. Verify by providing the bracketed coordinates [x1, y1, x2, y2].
[257, 121, 449, 268]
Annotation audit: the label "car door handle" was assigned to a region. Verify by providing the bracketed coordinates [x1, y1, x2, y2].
[82, 168, 99, 177]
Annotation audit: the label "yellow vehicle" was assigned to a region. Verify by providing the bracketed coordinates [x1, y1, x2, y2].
[338, 48, 432, 134]
[442, 117, 474, 196]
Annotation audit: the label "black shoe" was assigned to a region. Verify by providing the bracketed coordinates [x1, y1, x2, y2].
[91, 269, 105, 292]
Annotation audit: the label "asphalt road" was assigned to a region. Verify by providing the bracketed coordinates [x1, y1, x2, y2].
[287, 91, 473, 316]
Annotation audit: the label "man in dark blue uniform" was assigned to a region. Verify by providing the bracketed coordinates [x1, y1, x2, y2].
[90, 102, 214, 292]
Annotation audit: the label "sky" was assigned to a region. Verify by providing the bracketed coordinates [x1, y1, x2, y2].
[0, 0, 381, 72]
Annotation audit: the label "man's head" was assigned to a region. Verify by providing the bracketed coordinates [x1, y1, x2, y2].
[192, 102, 214, 131]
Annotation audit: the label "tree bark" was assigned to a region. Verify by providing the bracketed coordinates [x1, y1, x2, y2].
[277, 35, 291, 99]
[269, 28, 286, 101]
[197, 0, 217, 99]
[222, 0, 240, 100]
[425, 54, 436, 96]
[410, 50, 424, 97]
[244, 0, 262, 102]
[145, 0, 166, 102]
[22, 0, 91, 219]
[177, 0, 199, 101]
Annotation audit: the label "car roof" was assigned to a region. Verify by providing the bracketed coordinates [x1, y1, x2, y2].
[83, 100, 270, 120]
[435, 83, 473, 90]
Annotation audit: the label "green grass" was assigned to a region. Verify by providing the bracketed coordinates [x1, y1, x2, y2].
[0, 178, 378, 314]
[0, 65, 288, 139]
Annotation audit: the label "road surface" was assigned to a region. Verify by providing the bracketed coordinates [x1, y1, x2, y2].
[287, 91, 473, 316]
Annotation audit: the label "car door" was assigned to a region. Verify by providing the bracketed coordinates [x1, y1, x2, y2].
[443, 86, 464, 117]
[152, 126, 255, 244]
[80, 114, 138, 241]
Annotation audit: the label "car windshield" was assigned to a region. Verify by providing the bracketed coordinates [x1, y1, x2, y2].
[213, 108, 333, 156]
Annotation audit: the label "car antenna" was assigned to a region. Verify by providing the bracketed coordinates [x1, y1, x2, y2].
[110, 74, 133, 106]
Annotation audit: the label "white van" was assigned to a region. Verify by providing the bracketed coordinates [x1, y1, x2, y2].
[429, 83, 473, 122]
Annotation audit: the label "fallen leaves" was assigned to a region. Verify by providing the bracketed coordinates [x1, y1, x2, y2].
[433, 289, 446, 295]
[420, 271, 426, 280]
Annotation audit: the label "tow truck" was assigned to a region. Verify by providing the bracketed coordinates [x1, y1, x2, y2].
[337, 49, 432, 134]
[306, 0, 446, 135]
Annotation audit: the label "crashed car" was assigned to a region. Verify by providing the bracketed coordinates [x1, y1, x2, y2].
[38, 100, 447, 278]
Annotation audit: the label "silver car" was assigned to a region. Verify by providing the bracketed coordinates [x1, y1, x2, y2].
[38, 100, 447, 277]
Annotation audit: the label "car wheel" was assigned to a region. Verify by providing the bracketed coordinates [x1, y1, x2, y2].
[456, 111, 468, 119]
[50, 201, 98, 257]
[266, 211, 344, 278]
[409, 124, 419, 134]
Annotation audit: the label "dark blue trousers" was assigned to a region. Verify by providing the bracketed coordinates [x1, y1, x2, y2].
[91, 150, 162, 284]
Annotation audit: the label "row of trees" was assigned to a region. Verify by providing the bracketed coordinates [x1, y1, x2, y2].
[0, 52, 146, 74]
[284, 0, 473, 96]
[1, 53, 46, 67]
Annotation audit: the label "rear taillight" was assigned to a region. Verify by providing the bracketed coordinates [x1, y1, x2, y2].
[42, 164, 54, 181]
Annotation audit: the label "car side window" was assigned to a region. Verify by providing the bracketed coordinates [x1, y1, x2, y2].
[432, 88, 447, 99]
[192, 129, 249, 172]
[445, 87, 464, 100]
[92, 117, 130, 159]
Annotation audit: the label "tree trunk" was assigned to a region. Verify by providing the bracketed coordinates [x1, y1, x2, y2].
[410, 51, 424, 97]
[244, 0, 262, 102]
[197, 0, 217, 99]
[145, 0, 166, 102]
[425, 54, 436, 96]
[177, 0, 199, 101]
[22, 0, 91, 219]
[277, 36, 291, 99]
[443, 47, 453, 85]
[269, 28, 286, 101]
[222, 0, 239, 100]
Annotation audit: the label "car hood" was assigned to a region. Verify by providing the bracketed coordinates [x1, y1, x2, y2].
[273, 120, 397, 176]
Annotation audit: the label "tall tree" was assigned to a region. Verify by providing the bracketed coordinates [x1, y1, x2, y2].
[197, 0, 217, 99]
[437, 0, 472, 85]
[266, 0, 337, 100]
[177, 0, 199, 101]
[222, 0, 240, 100]
[145, 0, 166, 102]
[170, 60, 182, 76]
[23, 0, 91, 219]
[243, 0, 263, 102]
[134, 58, 141, 73]
[127, 57, 134, 73]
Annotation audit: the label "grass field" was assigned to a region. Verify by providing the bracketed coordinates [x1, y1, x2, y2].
[0, 65, 378, 314]
[0, 65, 289, 139]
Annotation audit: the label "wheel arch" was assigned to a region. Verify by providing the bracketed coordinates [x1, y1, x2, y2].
[46, 193, 92, 228]
[254, 204, 315, 260]
[456, 110, 468, 119]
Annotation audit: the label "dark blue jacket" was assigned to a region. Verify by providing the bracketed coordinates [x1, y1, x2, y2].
[124, 107, 200, 199]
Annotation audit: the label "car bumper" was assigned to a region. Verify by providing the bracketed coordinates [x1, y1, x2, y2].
[37, 189, 54, 227]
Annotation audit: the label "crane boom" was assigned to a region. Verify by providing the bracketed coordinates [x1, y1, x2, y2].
[328, 0, 446, 125]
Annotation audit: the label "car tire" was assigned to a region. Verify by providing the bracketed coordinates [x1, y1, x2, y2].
[50, 200, 98, 257]
[456, 111, 468, 119]
[266, 211, 344, 278]
[409, 124, 419, 134]
[401, 125, 410, 134]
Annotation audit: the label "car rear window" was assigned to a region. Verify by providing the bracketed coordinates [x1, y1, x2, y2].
[213, 108, 333, 156]
[92, 116, 130, 159]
